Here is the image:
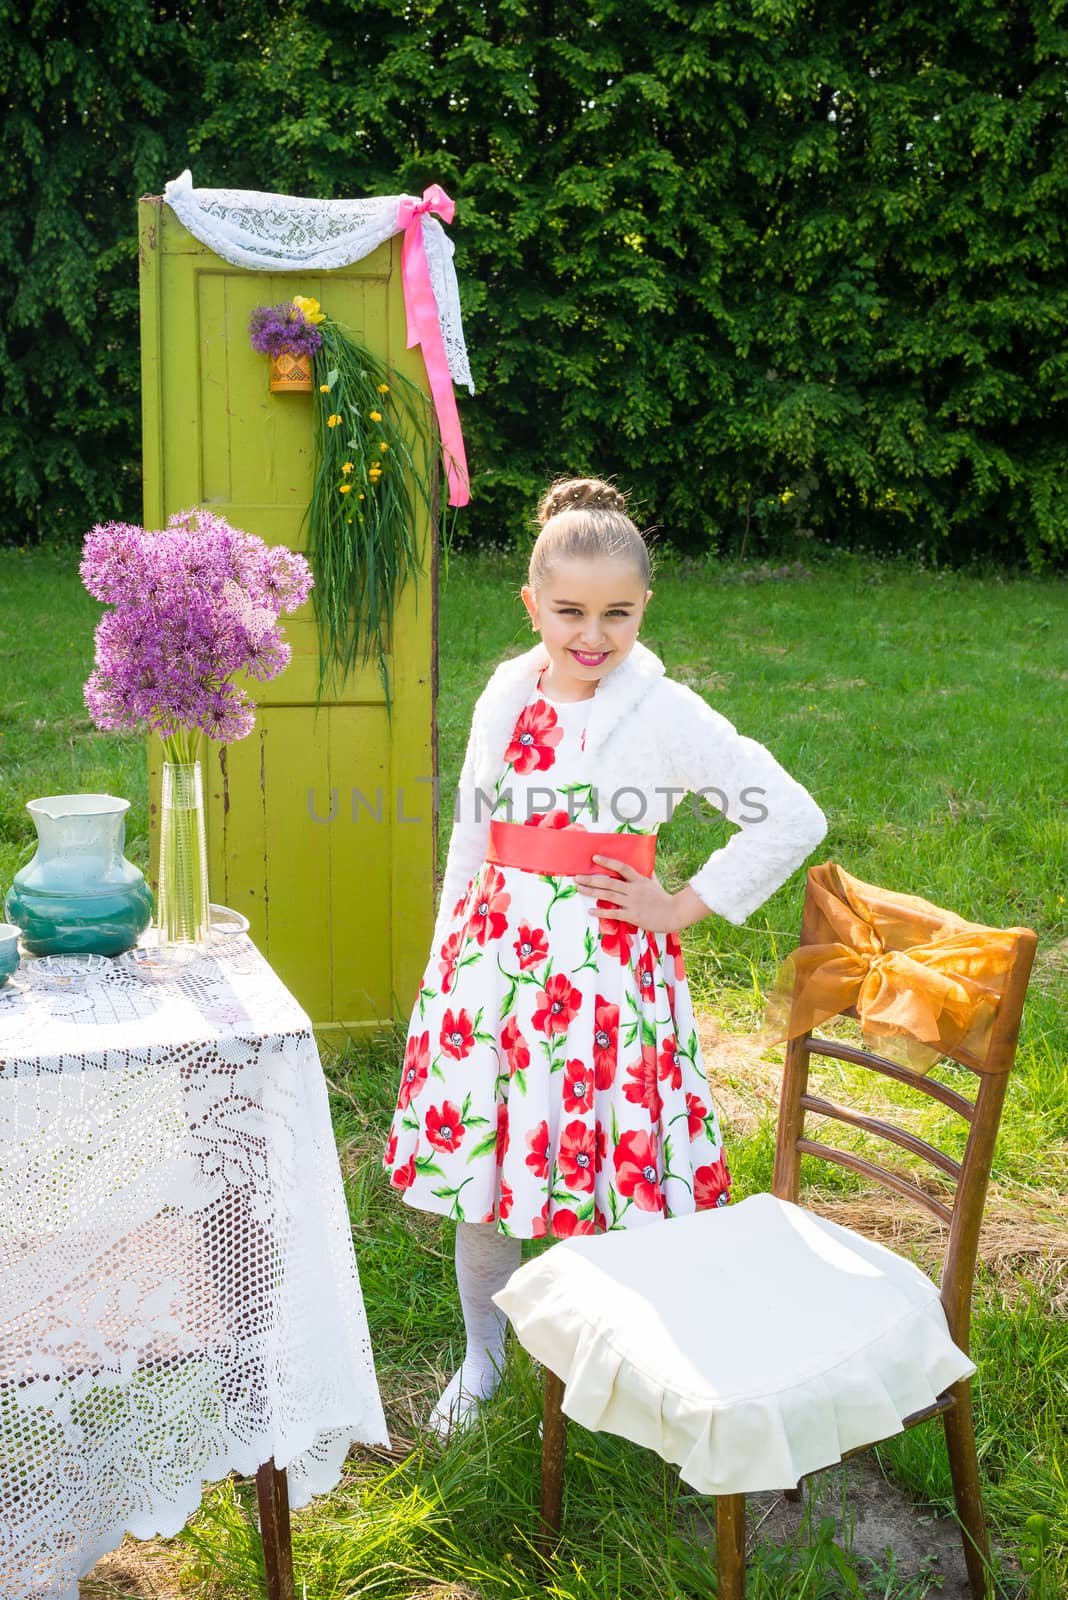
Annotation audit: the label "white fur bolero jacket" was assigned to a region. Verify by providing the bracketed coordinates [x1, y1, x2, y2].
[432, 638, 827, 951]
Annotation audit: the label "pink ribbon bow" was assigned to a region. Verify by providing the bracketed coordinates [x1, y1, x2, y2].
[396, 186, 470, 507]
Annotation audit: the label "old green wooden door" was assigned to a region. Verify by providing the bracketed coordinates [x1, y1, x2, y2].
[138, 197, 437, 1035]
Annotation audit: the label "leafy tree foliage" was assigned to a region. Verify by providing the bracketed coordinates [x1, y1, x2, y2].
[0, 0, 276, 547]
[2, 1, 1066, 564]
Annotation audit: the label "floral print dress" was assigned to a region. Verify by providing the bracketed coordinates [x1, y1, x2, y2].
[384, 674, 731, 1238]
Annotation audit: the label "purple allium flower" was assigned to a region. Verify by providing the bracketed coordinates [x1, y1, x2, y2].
[81, 511, 313, 745]
[248, 302, 323, 360]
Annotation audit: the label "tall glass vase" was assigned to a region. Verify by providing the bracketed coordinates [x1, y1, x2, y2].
[157, 761, 211, 946]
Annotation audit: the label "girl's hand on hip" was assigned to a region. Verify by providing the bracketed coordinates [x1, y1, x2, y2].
[575, 856, 706, 934]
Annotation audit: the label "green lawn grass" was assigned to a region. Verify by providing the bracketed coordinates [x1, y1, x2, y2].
[2, 546, 1066, 1599]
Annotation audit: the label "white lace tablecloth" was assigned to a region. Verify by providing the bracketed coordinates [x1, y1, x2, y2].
[0, 938, 388, 1600]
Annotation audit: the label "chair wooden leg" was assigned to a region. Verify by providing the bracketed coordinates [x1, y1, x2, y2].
[256, 1458, 295, 1600]
[942, 1383, 992, 1600]
[538, 1370, 568, 1555]
[715, 1494, 746, 1600]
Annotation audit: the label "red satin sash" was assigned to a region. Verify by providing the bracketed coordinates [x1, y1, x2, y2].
[485, 819, 656, 880]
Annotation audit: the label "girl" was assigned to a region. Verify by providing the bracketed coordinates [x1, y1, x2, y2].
[384, 477, 827, 1436]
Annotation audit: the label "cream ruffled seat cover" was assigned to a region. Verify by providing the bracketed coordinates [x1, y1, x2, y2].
[493, 1193, 974, 1495]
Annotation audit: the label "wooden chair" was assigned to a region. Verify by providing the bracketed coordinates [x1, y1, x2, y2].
[496, 867, 1037, 1600]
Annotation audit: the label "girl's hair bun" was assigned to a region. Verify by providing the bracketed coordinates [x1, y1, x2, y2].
[528, 474, 650, 590]
[536, 477, 629, 526]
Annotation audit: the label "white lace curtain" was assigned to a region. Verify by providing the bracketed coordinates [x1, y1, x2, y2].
[163, 170, 474, 393]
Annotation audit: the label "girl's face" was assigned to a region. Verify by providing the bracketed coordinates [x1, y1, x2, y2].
[521, 558, 652, 696]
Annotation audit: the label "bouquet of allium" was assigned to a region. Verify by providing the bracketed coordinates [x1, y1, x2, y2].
[248, 295, 325, 360]
[81, 510, 312, 945]
[82, 509, 313, 762]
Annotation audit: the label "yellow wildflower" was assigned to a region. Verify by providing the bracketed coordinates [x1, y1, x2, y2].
[292, 295, 325, 325]
[327, 413, 342, 428]
[379, 441, 389, 452]
[319, 383, 330, 392]
[341, 461, 354, 475]
[339, 484, 352, 494]
[369, 410, 383, 422]
[377, 382, 389, 393]
[358, 493, 365, 500]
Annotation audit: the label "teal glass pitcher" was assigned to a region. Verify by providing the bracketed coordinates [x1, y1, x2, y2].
[4, 794, 154, 956]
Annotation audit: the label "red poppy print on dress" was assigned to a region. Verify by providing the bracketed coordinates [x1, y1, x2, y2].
[592, 997, 619, 1089]
[657, 1033, 681, 1091]
[530, 1199, 551, 1237]
[531, 972, 583, 1036]
[468, 866, 510, 946]
[384, 1130, 397, 1166]
[597, 915, 634, 965]
[438, 929, 462, 994]
[440, 1007, 475, 1061]
[498, 1178, 514, 1221]
[390, 1155, 416, 1190]
[563, 1058, 594, 1113]
[665, 930, 686, 982]
[397, 1030, 430, 1109]
[505, 701, 564, 774]
[495, 1101, 510, 1165]
[513, 921, 549, 970]
[613, 1129, 665, 1213]
[551, 1208, 595, 1238]
[635, 942, 658, 1004]
[623, 1043, 662, 1122]
[663, 979, 678, 1026]
[525, 1119, 551, 1179]
[686, 1093, 708, 1140]
[694, 1152, 731, 1210]
[595, 1124, 608, 1172]
[500, 1014, 530, 1076]
[524, 809, 583, 830]
[558, 1120, 597, 1193]
[425, 1100, 466, 1154]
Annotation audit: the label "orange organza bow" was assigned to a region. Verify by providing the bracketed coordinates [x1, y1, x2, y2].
[763, 862, 1019, 1073]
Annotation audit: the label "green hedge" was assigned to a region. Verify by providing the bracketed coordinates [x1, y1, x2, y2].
[2, 0, 1066, 565]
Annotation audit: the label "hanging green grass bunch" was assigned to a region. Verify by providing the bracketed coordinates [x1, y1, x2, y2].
[305, 306, 436, 709]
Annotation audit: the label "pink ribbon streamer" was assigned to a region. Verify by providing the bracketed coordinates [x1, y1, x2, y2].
[396, 186, 470, 507]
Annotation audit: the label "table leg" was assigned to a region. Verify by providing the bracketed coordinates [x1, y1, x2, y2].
[255, 1458, 295, 1600]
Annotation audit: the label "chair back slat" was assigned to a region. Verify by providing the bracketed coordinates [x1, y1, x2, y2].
[799, 1093, 962, 1180]
[794, 1139, 954, 1224]
[772, 864, 1038, 1355]
[803, 1037, 975, 1121]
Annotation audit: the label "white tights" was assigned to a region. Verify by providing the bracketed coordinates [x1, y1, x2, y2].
[428, 1220, 522, 1438]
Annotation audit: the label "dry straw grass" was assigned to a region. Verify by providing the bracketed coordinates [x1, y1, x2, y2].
[814, 1187, 1068, 1315]
[79, 1538, 191, 1599]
